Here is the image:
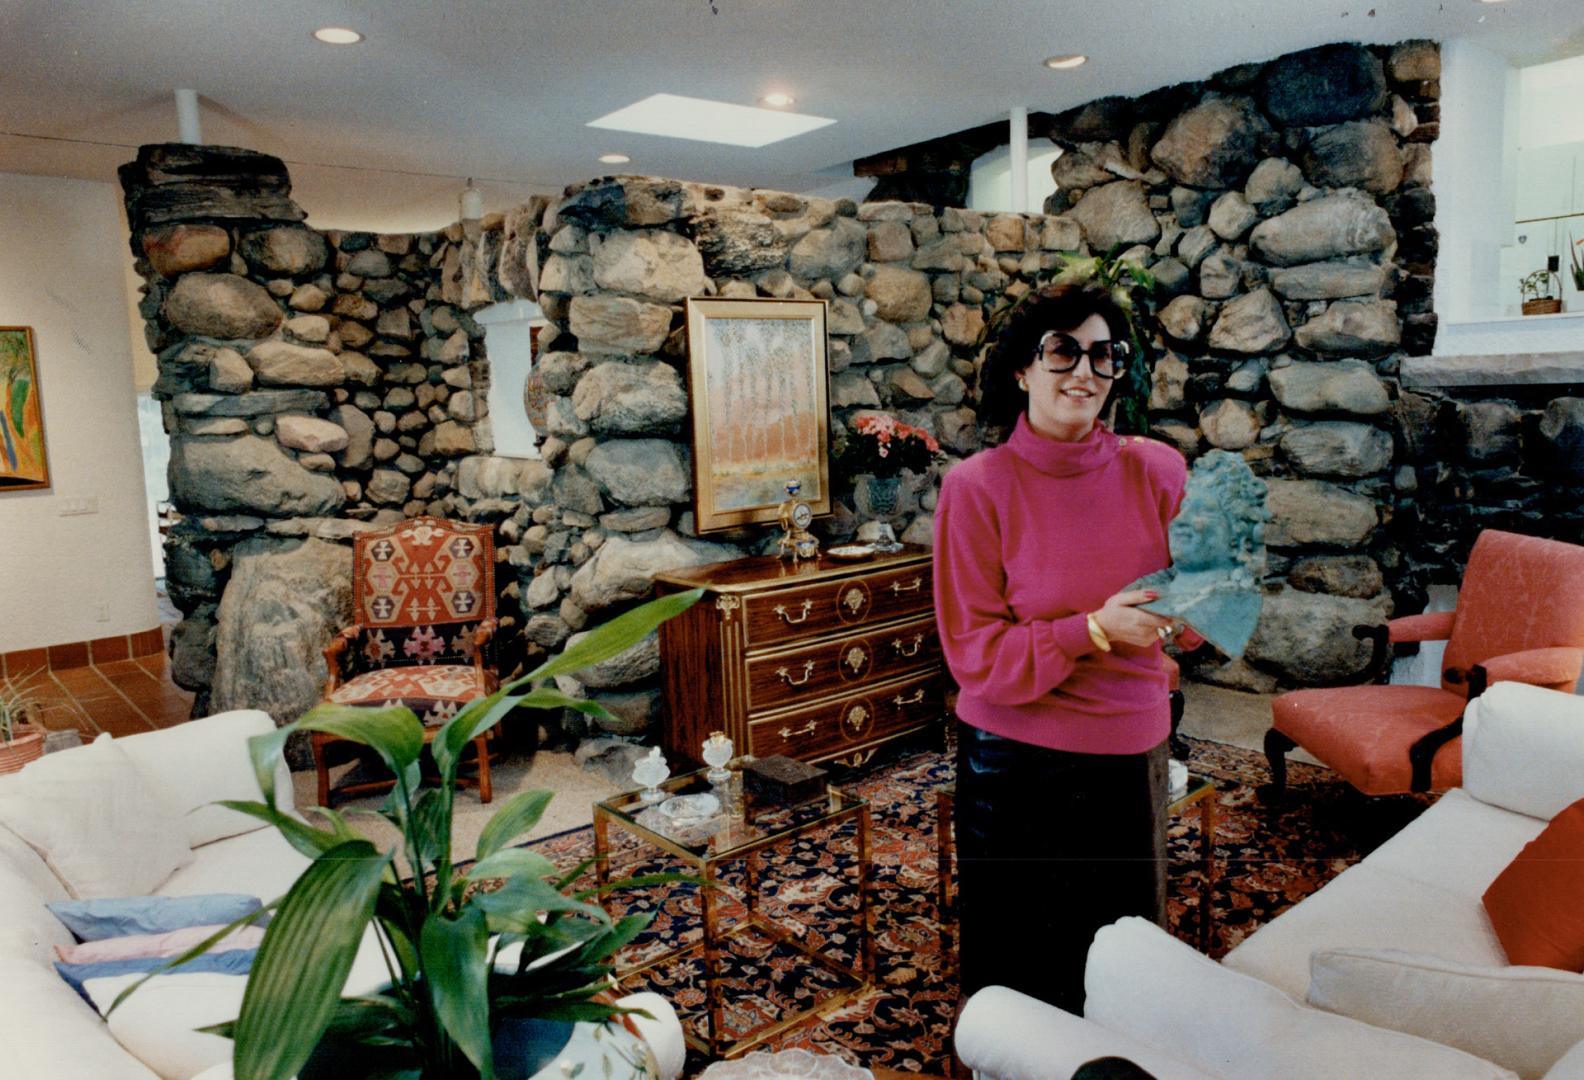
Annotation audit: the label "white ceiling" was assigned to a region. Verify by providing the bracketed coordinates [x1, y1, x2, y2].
[3, 0, 1583, 232]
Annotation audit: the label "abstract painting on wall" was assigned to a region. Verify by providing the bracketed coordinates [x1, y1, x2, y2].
[0, 327, 50, 492]
[685, 298, 830, 532]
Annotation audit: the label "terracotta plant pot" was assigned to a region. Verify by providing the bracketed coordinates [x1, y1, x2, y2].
[1522, 298, 1562, 316]
[0, 724, 46, 774]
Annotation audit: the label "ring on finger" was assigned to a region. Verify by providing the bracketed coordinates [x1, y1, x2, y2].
[1156, 625, 1169, 641]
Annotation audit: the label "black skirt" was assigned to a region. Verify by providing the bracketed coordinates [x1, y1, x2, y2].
[954, 724, 1168, 1013]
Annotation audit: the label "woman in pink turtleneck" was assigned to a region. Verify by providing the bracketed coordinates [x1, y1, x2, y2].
[934, 284, 1186, 1013]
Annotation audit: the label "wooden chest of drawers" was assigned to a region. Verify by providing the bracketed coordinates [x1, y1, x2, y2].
[654, 545, 944, 770]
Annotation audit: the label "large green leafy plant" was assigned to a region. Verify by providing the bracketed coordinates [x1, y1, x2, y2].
[116, 588, 703, 1080]
[981, 246, 1160, 435]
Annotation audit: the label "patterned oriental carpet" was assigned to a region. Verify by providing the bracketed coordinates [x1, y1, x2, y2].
[529, 737, 1434, 1077]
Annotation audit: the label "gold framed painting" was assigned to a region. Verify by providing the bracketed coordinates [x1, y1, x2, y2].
[685, 297, 830, 533]
[0, 327, 49, 492]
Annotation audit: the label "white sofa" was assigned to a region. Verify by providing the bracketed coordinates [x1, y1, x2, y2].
[956, 682, 1584, 1080]
[0, 710, 683, 1080]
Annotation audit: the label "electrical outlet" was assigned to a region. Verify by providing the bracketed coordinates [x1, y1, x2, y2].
[57, 496, 98, 517]
[95, 602, 109, 622]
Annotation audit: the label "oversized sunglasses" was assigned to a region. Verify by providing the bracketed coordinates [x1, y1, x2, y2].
[1033, 330, 1132, 379]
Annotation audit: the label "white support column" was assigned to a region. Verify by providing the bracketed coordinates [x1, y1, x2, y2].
[1009, 107, 1030, 213]
[174, 89, 202, 144]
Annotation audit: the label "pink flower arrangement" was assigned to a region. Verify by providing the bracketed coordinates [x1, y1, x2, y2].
[837, 412, 944, 479]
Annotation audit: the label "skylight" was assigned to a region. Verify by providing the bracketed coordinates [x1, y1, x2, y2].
[587, 93, 835, 148]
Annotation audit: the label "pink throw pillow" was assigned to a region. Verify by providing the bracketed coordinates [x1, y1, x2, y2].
[55, 923, 264, 965]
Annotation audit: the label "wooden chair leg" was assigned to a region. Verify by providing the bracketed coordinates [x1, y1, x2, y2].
[474, 734, 492, 803]
[311, 732, 331, 808]
[1260, 728, 1296, 803]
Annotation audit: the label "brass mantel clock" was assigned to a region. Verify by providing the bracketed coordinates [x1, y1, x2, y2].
[776, 480, 820, 562]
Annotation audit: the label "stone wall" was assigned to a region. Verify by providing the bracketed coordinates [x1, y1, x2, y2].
[121, 144, 506, 718]
[456, 177, 1077, 749]
[1011, 41, 1447, 690]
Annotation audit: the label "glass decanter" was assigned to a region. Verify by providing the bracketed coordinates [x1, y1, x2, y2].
[631, 746, 670, 804]
[702, 730, 734, 786]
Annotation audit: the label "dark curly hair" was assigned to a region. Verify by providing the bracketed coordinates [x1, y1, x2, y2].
[978, 283, 1133, 435]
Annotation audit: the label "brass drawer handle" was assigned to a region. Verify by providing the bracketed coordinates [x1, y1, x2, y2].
[774, 599, 814, 624]
[892, 633, 925, 657]
[893, 689, 926, 707]
[776, 660, 816, 686]
[890, 576, 923, 594]
[778, 720, 817, 739]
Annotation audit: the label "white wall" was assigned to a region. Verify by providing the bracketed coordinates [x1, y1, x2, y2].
[1433, 39, 1520, 337]
[0, 172, 156, 651]
[968, 139, 1061, 214]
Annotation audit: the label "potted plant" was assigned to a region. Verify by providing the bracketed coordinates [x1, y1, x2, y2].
[114, 588, 703, 1080]
[833, 412, 944, 519]
[0, 676, 45, 775]
[1570, 235, 1584, 295]
[1520, 263, 1562, 316]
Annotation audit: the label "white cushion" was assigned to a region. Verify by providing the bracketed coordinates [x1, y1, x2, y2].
[1362, 788, 1545, 901]
[1545, 1040, 1584, 1080]
[1464, 683, 1584, 820]
[1222, 862, 1508, 1001]
[0, 734, 193, 899]
[83, 972, 242, 1080]
[1086, 917, 1517, 1080]
[116, 710, 293, 848]
[156, 819, 311, 903]
[957, 985, 1220, 1080]
[0, 823, 75, 965]
[0, 956, 158, 1079]
[1309, 948, 1584, 1080]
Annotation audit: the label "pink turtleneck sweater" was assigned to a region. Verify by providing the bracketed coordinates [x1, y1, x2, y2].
[933, 415, 1188, 754]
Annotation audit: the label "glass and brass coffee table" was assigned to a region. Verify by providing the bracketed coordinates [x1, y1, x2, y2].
[592, 769, 875, 1059]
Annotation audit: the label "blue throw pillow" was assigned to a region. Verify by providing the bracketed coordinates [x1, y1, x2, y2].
[57, 949, 258, 1003]
[48, 894, 263, 941]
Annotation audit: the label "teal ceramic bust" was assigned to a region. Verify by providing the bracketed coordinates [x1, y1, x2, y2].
[1132, 450, 1270, 659]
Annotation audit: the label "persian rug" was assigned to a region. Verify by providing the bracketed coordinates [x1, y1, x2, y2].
[532, 736, 1434, 1076]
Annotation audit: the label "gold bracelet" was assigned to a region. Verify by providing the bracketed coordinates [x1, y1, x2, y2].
[1086, 612, 1112, 653]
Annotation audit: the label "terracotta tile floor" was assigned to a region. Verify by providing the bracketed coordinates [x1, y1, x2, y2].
[4, 650, 194, 739]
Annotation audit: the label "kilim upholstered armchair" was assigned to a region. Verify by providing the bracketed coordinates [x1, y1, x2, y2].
[1265, 528, 1584, 799]
[313, 516, 499, 806]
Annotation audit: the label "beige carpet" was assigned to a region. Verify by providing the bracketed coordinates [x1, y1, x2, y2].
[1179, 682, 1321, 766]
[290, 735, 623, 864]
[287, 684, 1298, 864]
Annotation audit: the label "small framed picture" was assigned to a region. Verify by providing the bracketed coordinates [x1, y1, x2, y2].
[684, 298, 830, 533]
[0, 326, 50, 492]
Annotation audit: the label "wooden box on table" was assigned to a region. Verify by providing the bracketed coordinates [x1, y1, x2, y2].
[654, 545, 945, 771]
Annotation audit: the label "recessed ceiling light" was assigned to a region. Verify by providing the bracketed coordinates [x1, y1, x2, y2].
[313, 27, 364, 45]
[1043, 54, 1088, 70]
[761, 92, 796, 109]
[599, 152, 631, 165]
[588, 93, 835, 148]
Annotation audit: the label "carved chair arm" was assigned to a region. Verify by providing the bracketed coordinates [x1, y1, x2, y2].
[322, 625, 361, 694]
[472, 618, 499, 676]
[1407, 662, 1494, 793]
[1352, 624, 1390, 683]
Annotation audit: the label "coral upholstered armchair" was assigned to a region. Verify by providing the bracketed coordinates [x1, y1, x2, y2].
[1266, 529, 1584, 798]
[313, 516, 499, 806]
